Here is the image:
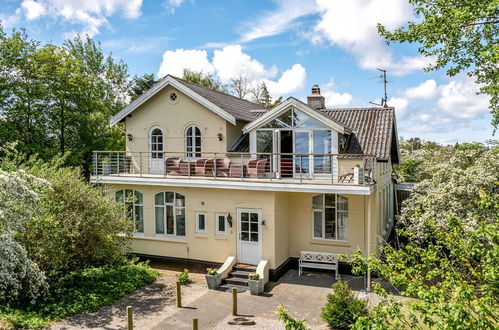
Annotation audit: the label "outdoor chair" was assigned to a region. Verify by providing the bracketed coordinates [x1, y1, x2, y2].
[165, 157, 182, 175]
[215, 158, 231, 176]
[247, 158, 269, 178]
[194, 158, 214, 176]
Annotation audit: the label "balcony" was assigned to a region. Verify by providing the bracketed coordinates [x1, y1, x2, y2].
[91, 151, 376, 188]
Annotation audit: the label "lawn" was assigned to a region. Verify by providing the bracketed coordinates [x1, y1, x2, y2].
[0, 262, 160, 329]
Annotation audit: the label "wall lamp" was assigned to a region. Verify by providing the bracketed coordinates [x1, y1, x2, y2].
[127, 133, 133, 141]
[217, 133, 224, 141]
[227, 213, 233, 227]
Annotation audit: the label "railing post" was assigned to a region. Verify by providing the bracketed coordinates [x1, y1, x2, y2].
[139, 152, 143, 177]
[300, 155, 303, 183]
[240, 154, 244, 180]
[331, 155, 334, 184]
[93, 152, 97, 176]
[117, 152, 120, 176]
[164, 152, 167, 178]
[214, 152, 217, 179]
[188, 157, 191, 178]
[270, 153, 273, 181]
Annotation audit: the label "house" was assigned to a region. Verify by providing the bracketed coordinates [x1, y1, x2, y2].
[90, 75, 399, 282]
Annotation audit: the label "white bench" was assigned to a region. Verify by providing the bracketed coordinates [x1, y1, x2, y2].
[298, 251, 339, 278]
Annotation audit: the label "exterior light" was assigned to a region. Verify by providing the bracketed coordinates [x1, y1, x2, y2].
[227, 213, 232, 227]
[217, 133, 223, 141]
[127, 133, 133, 141]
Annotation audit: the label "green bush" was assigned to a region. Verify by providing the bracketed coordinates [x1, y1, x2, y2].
[176, 268, 191, 285]
[206, 268, 217, 275]
[277, 305, 310, 330]
[0, 262, 159, 329]
[321, 281, 368, 329]
[248, 273, 260, 280]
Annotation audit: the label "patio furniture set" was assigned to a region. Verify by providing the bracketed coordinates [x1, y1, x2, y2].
[164, 157, 271, 178]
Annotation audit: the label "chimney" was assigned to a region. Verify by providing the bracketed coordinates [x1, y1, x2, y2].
[307, 84, 325, 110]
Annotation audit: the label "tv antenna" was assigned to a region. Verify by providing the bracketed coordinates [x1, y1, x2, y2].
[369, 68, 389, 107]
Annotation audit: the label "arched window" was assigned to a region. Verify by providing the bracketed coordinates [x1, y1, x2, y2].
[312, 194, 348, 240]
[150, 127, 164, 159]
[115, 189, 144, 233]
[185, 125, 202, 158]
[155, 191, 186, 237]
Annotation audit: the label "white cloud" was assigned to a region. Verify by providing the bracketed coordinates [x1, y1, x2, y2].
[21, 0, 46, 20]
[6, 0, 143, 36]
[0, 9, 21, 28]
[388, 96, 409, 118]
[437, 76, 490, 119]
[158, 49, 213, 77]
[212, 45, 277, 82]
[164, 0, 187, 14]
[401, 79, 438, 99]
[239, 0, 318, 42]
[263, 64, 307, 97]
[320, 80, 353, 107]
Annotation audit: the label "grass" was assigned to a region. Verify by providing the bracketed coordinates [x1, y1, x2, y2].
[0, 262, 160, 329]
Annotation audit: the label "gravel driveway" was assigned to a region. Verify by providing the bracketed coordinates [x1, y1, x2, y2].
[48, 269, 208, 330]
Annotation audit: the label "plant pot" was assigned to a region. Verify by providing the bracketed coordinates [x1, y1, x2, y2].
[248, 279, 263, 295]
[205, 274, 221, 289]
[102, 162, 111, 175]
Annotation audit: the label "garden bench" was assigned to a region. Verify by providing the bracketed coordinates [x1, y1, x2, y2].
[298, 251, 339, 278]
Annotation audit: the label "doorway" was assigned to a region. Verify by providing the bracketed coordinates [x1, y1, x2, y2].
[237, 209, 262, 265]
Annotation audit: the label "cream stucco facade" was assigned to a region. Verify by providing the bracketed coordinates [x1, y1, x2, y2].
[92, 77, 398, 278]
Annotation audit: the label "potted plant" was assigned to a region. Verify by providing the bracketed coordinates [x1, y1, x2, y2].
[205, 268, 221, 289]
[247, 273, 263, 295]
[102, 156, 112, 175]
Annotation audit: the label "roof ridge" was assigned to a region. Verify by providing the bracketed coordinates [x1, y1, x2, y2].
[170, 75, 266, 110]
[322, 107, 394, 111]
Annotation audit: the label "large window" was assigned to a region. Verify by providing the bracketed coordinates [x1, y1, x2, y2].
[185, 125, 202, 158]
[155, 191, 186, 237]
[312, 194, 348, 240]
[115, 189, 144, 233]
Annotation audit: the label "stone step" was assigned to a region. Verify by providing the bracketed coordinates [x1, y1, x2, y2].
[233, 265, 257, 272]
[222, 276, 249, 286]
[229, 270, 253, 279]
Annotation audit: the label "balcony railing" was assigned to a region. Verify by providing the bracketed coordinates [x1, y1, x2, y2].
[92, 151, 376, 184]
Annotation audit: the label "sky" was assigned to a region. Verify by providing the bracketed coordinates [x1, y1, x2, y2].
[0, 0, 494, 144]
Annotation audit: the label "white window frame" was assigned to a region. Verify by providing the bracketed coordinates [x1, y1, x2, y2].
[312, 194, 348, 241]
[115, 189, 144, 234]
[195, 212, 208, 233]
[149, 126, 164, 159]
[154, 191, 186, 237]
[185, 125, 202, 158]
[215, 213, 228, 235]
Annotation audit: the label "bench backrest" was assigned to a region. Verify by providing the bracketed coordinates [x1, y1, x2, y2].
[300, 251, 338, 263]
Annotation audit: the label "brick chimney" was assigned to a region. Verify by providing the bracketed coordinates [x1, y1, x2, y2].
[307, 84, 325, 110]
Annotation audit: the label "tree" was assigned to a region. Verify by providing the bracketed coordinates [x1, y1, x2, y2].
[129, 73, 157, 100]
[230, 74, 250, 99]
[352, 192, 499, 329]
[250, 82, 282, 108]
[378, 0, 499, 130]
[182, 69, 227, 92]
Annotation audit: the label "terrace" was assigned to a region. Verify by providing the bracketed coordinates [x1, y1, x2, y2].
[91, 151, 377, 189]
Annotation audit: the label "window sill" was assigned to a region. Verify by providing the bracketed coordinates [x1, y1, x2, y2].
[214, 234, 228, 240]
[194, 233, 209, 238]
[310, 239, 350, 247]
[133, 235, 187, 244]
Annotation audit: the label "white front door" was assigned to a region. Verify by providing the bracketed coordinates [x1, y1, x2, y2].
[237, 209, 262, 265]
[149, 127, 164, 174]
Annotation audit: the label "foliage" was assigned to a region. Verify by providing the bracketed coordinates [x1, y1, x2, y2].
[277, 305, 310, 330]
[398, 143, 498, 237]
[378, 0, 499, 130]
[353, 192, 499, 329]
[0, 262, 160, 329]
[0, 27, 128, 175]
[176, 268, 192, 285]
[321, 281, 368, 329]
[206, 268, 218, 275]
[248, 273, 260, 280]
[0, 168, 49, 303]
[182, 69, 227, 92]
[250, 82, 282, 108]
[129, 73, 157, 100]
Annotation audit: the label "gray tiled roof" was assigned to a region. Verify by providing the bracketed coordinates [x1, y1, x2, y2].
[173, 76, 267, 122]
[320, 107, 396, 160]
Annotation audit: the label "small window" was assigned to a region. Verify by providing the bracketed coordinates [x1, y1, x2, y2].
[169, 92, 178, 102]
[216, 213, 228, 235]
[196, 212, 207, 233]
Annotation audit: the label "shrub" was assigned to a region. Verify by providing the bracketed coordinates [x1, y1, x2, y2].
[206, 268, 217, 275]
[176, 268, 191, 285]
[277, 305, 310, 330]
[248, 273, 260, 280]
[0, 262, 159, 329]
[321, 281, 368, 329]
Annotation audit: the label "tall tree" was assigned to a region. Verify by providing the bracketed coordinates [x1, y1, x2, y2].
[230, 74, 250, 99]
[250, 82, 282, 108]
[182, 69, 227, 92]
[378, 0, 499, 130]
[129, 73, 156, 100]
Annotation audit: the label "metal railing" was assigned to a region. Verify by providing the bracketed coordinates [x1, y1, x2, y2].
[92, 151, 376, 184]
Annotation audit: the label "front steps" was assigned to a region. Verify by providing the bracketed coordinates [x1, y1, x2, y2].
[218, 264, 256, 292]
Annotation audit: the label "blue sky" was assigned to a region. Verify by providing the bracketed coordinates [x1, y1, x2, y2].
[0, 0, 494, 144]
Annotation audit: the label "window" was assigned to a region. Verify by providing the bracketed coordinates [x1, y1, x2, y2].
[185, 125, 202, 158]
[150, 127, 164, 159]
[115, 189, 144, 233]
[196, 212, 207, 233]
[155, 191, 186, 237]
[312, 194, 348, 240]
[216, 213, 228, 234]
